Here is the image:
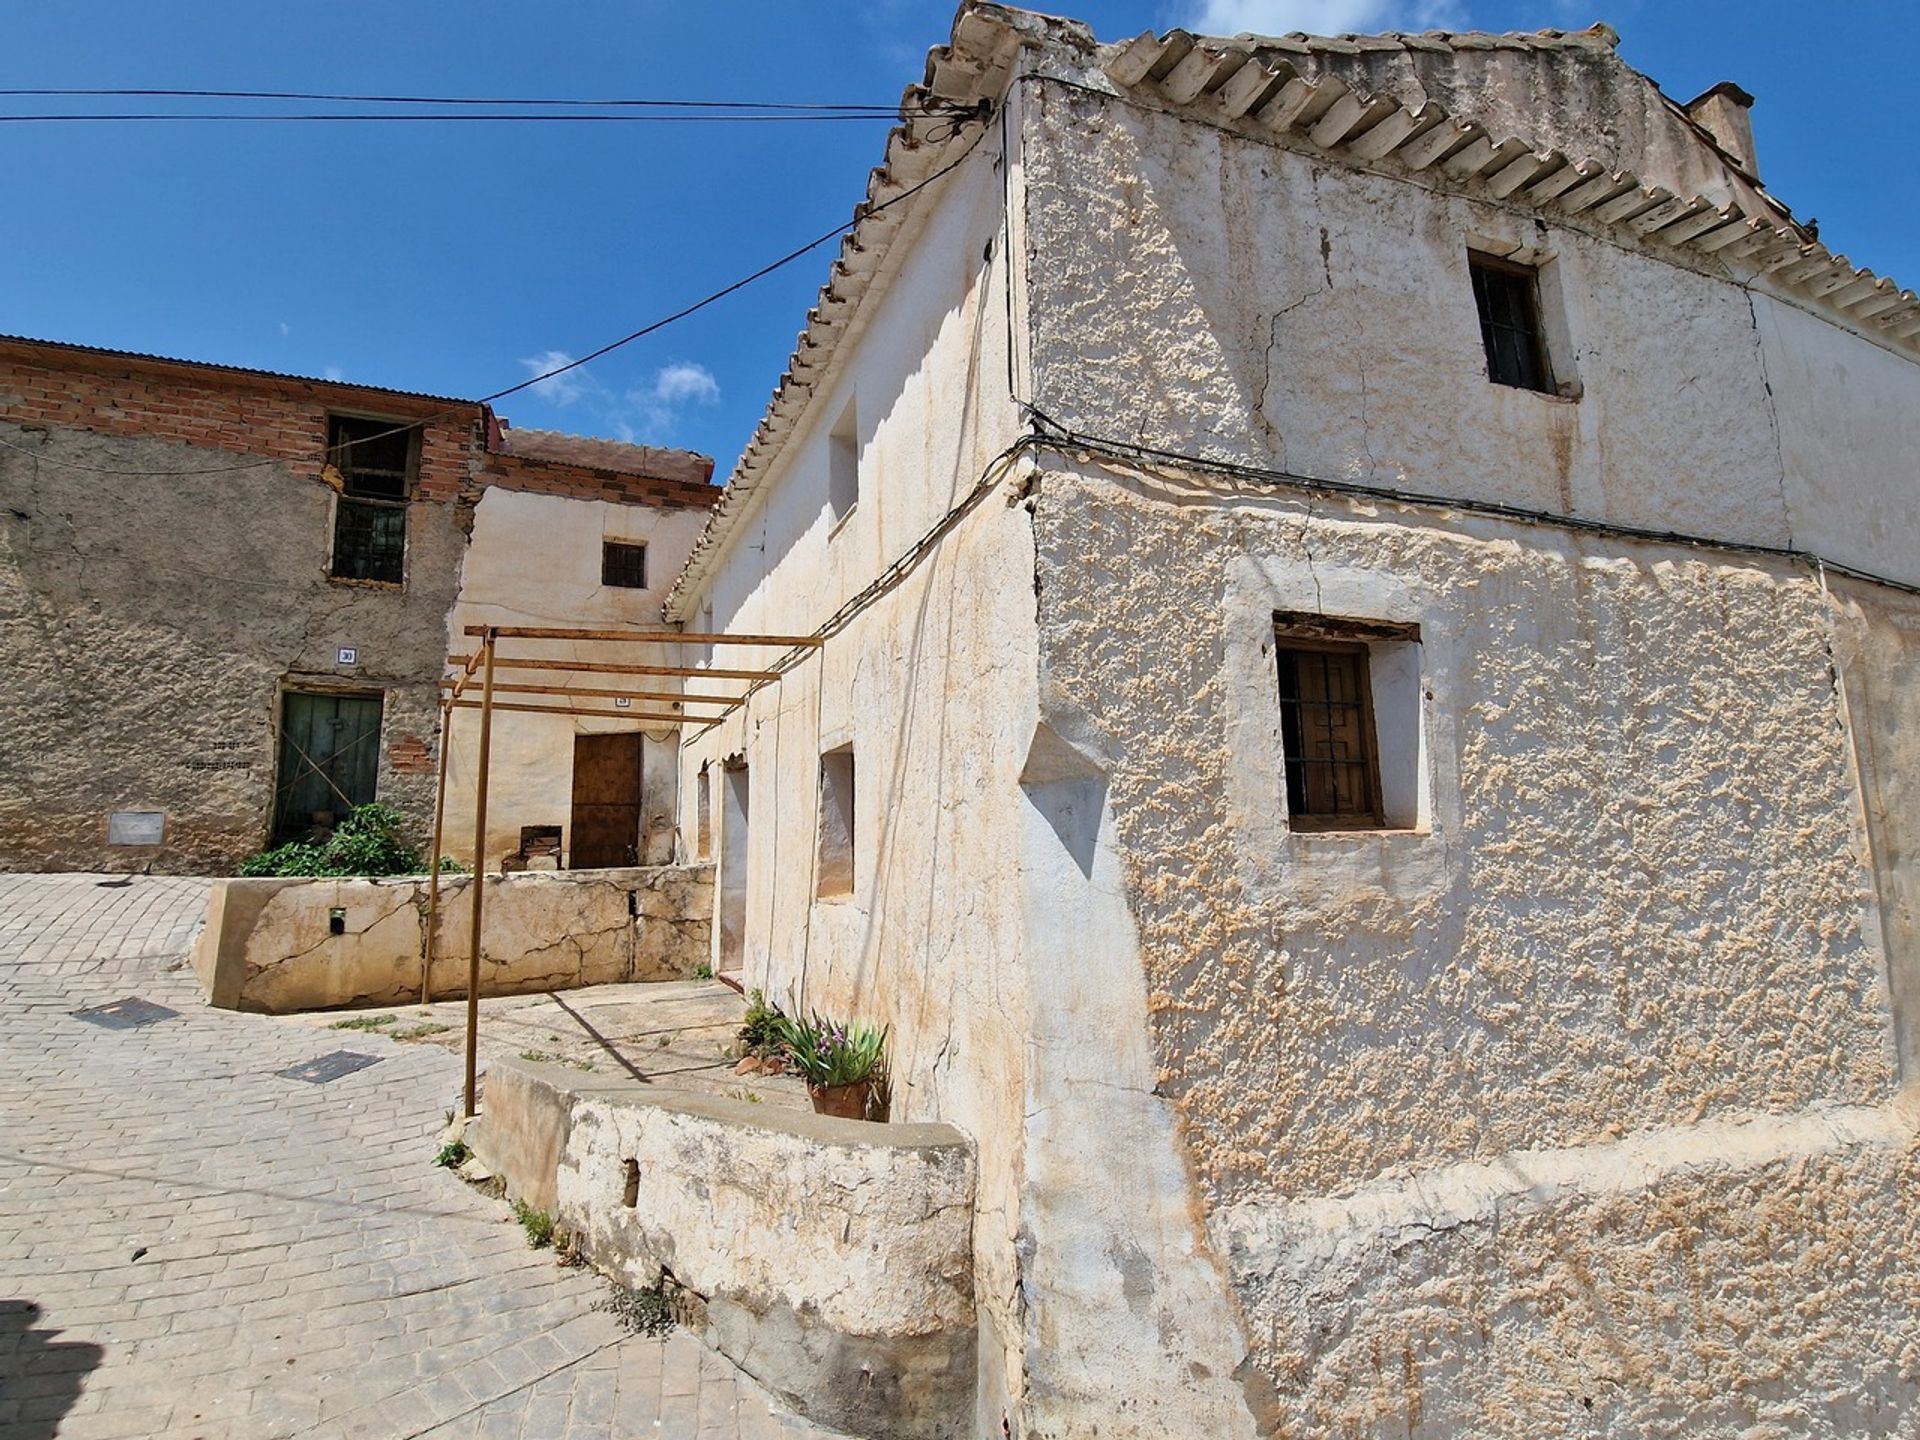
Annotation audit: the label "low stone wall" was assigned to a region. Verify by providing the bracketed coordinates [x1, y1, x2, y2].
[470, 1058, 976, 1440]
[190, 865, 712, 1012]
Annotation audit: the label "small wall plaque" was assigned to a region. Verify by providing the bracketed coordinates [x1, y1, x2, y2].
[337, 646, 359, 666]
[107, 810, 165, 846]
[614, 697, 631, 708]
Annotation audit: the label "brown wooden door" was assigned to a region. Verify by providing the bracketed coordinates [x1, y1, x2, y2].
[570, 733, 644, 869]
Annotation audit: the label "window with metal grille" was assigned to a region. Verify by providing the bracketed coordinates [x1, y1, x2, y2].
[327, 414, 416, 584]
[1470, 252, 1553, 393]
[1275, 635, 1384, 830]
[602, 540, 648, 589]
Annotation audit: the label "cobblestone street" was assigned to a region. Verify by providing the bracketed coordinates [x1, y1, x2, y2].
[0, 874, 842, 1440]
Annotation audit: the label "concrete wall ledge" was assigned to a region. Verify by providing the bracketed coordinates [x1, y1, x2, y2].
[471, 1057, 977, 1440]
[190, 865, 713, 1012]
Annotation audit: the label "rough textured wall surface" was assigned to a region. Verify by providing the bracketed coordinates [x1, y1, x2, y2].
[0, 422, 458, 872]
[1030, 462, 1912, 1434]
[1017, 79, 1915, 589]
[673, 139, 1038, 1425]
[191, 865, 712, 1011]
[559, 1080, 976, 1440]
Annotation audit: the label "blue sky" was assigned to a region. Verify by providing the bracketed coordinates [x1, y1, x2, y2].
[5, 1, 1913, 479]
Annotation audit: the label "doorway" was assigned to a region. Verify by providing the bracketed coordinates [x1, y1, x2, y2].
[718, 757, 751, 978]
[273, 690, 383, 842]
[570, 733, 645, 868]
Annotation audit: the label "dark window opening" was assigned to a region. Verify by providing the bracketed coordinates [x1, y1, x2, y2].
[602, 540, 649, 589]
[327, 414, 416, 583]
[1275, 638, 1383, 830]
[1470, 252, 1553, 394]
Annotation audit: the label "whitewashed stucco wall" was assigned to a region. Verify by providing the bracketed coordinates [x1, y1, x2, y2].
[672, 135, 1038, 1417]
[1026, 463, 1916, 1435]
[667, 52, 1920, 1439]
[1017, 76, 1919, 590]
[1006, 70, 1920, 1437]
[441, 487, 707, 868]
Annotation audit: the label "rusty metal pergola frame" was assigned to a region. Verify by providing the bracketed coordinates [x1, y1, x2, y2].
[427, 624, 821, 1117]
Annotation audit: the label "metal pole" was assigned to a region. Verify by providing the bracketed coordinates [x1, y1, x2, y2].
[422, 700, 453, 1007]
[462, 631, 497, 1119]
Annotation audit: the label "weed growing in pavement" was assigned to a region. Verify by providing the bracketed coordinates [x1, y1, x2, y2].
[392, 1023, 450, 1041]
[330, 1013, 397, 1031]
[434, 1139, 470, 1169]
[512, 1199, 555, 1249]
[599, 1279, 676, 1337]
[694, 962, 715, 980]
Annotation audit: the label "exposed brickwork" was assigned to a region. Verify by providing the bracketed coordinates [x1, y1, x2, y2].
[0, 337, 717, 509]
[479, 451, 718, 510]
[497, 427, 715, 487]
[0, 336, 716, 874]
[0, 343, 479, 501]
[386, 734, 434, 776]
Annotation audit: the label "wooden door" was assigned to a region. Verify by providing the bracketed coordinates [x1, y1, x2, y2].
[570, 733, 645, 869]
[273, 691, 384, 842]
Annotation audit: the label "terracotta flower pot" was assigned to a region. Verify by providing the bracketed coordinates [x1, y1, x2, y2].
[808, 1080, 870, 1120]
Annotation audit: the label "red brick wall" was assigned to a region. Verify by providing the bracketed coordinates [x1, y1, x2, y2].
[0, 345, 481, 501]
[0, 339, 716, 512]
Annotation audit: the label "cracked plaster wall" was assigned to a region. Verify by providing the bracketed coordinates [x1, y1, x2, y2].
[559, 1084, 976, 1440]
[671, 141, 1040, 1428]
[192, 865, 713, 1011]
[1006, 72, 1920, 1435]
[0, 423, 454, 871]
[1027, 462, 1915, 1435]
[1018, 78, 1918, 590]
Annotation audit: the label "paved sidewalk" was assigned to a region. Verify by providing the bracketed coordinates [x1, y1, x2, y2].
[0, 873, 845, 1440]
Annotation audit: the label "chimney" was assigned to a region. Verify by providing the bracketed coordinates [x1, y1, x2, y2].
[1685, 81, 1758, 178]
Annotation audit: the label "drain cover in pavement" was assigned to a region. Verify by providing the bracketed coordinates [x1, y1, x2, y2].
[279, 1051, 382, 1084]
[73, 997, 179, 1029]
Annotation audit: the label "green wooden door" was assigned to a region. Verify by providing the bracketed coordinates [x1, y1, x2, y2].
[273, 691, 384, 841]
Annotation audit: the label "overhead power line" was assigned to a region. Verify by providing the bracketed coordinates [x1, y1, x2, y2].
[0, 112, 920, 124]
[0, 114, 995, 476]
[0, 88, 944, 110]
[0, 88, 975, 125]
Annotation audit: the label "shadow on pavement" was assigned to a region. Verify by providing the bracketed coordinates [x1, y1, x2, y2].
[0, 1299, 104, 1437]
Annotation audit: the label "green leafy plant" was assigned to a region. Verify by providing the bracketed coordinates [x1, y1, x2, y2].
[599, 1278, 676, 1337]
[737, 989, 786, 1058]
[329, 1013, 397, 1032]
[512, 1199, 555, 1249]
[772, 1011, 888, 1089]
[392, 1022, 450, 1041]
[434, 1139, 470, 1169]
[238, 804, 432, 878]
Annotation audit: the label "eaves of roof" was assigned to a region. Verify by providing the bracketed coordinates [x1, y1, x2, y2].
[668, 6, 1918, 621]
[0, 333, 474, 412]
[662, 4, 1072, 620]
[1098, 25, 1919, 355]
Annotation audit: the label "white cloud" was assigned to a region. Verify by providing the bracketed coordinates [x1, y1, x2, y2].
[624, 361, 720, 440]
[322, 365, 344, 382]
[650, 361, 720, 407]
[519, 349, 591, 406]
[510, 354, 718, 443]
[1181, 0, 1465, 37]
[278, 321, 291, 337]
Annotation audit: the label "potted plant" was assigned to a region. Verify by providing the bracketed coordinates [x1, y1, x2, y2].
[773, 1011, 888, 1120]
